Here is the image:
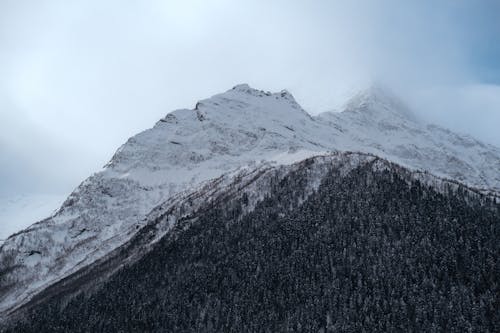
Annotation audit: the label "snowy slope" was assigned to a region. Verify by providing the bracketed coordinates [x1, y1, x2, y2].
[317, 85, 500, 195]
[1, 83, 499, 317]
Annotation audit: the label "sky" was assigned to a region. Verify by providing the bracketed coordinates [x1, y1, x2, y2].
[0, 0, 499, 203]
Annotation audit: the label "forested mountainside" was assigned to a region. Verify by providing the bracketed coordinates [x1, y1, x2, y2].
[4, 155, 498, 332]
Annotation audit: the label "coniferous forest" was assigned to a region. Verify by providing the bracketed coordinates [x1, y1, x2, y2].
[3, 163, 499, 332]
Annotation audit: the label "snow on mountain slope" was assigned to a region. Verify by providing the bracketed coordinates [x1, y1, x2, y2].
[1, 83, 499, 318]
[317, 85, 500, 195]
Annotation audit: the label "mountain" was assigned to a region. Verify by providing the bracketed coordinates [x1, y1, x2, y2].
[3, 153, 499, 332]
[1, 84, 499, 322]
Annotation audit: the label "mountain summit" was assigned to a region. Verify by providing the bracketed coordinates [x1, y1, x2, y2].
[343, 84, 418, 122]
[1, 84, 499, 321]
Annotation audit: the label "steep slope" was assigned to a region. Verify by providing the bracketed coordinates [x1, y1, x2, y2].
[1, 84, 499, 318]
[3, 153, 499, 332]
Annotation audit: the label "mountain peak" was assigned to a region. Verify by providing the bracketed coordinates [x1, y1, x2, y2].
[343, 84, 417, 121]
[229, 83, 272, 97]
[194, 84, 309, 119]
[231, 83, 256, 92]
[229, 84, 297, 102]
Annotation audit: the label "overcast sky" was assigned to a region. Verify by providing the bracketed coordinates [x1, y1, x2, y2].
[1, 0, 499, 198]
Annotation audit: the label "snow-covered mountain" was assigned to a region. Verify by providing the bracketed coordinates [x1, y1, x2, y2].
[1, 83, 499, 318]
